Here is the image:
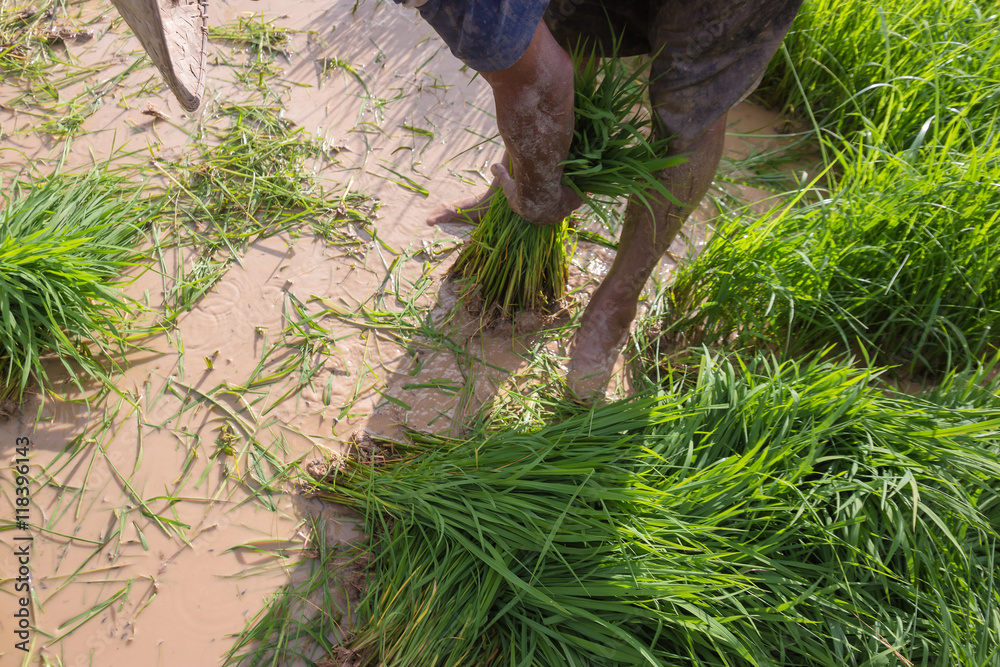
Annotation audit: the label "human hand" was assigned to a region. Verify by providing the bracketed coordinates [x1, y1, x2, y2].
[491, 163, 582, 226]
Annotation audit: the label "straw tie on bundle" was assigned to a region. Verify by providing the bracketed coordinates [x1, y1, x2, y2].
[110, 0, 208, 111]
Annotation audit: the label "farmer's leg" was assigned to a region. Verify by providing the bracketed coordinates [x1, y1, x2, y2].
[565, 0, 802, 398]
[566, 116, 726, 398]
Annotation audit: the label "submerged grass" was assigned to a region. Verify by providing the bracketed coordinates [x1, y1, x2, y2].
[314, 351, 1000, 665]
[0, 169, 149, 401]
[449, 53, 682, 321]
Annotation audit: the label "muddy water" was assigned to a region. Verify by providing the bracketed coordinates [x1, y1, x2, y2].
[0, 0, 804, 663]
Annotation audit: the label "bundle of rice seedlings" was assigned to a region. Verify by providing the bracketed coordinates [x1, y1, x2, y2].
[449, 56, 683, 321]
[757, 0, 999, 152]
[313, 352, 1000, 666]
[0, 170, 148, 402]
[646, 1, 1000, 375]
[654, 128, 1000, 373]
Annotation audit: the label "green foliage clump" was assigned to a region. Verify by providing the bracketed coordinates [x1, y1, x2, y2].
[758, 0, 1000, 152]
[654, 0, 1000, 374]
[661, 134, 1000, 372]
[0, 171, 148, 401]
[449, 191, 570, 319]
[315, 353, 1000, 666]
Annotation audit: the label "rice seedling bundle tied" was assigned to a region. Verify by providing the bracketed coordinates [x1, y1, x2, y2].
[450, 57, 683, 321]
[316, 353, 1000, 666]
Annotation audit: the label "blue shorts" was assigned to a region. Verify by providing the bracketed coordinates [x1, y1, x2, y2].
[397, 0, 549, 72]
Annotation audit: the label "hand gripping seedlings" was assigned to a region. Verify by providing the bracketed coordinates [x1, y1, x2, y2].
[449, 53, 684, 323]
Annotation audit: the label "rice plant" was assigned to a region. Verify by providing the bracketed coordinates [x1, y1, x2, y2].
[757, 0, 1000, 152]
[310, 351, 1000, 665]
[0, 170, 149, 402]
[649, 1, 1000, 375]
[449, 55, 683, 321]
[657, 99, 1000, 374]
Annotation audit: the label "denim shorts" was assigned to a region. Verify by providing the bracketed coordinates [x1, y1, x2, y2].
[409, 0, 550, 72]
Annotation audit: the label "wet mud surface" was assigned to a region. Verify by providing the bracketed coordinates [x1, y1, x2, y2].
[0, 0, 809, 663]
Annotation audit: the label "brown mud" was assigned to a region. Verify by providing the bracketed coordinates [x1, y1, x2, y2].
[0, 0, 809, 663]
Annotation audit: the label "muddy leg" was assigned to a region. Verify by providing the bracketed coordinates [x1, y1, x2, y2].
[566, 114, 727, 399]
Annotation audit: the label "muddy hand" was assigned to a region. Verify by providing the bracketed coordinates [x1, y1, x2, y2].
[491, 163, 581, 226]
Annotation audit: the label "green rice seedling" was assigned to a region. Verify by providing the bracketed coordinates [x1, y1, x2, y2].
[655, 127, 1000, 374]
[757, 0, 1000, 152]
[448, 191, 571, 319]
[314, 351, 1000, 665]
[644, 0, 1000, 376]
[0, 169, 149, 402]
[449, 54, 683, 322]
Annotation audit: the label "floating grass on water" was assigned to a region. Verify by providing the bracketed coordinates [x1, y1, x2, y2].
[207, 13, 296, 55]
[223, 516, 356, 667]
[314, 351, 1000, 666]
[0, 2, 60, 81]
[209, 14, 302, 99]
[161, 104, 371, 242]
[0, 169, 149, 402]
[449, 54, 683, 321]
[152, 104, 376, 320]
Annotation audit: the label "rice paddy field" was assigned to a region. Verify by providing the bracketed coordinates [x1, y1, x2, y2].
[0, 0, 997, 666]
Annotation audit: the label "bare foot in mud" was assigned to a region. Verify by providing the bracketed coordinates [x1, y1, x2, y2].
[426, 186, 498, 226]
[565, 295, 635, 403]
